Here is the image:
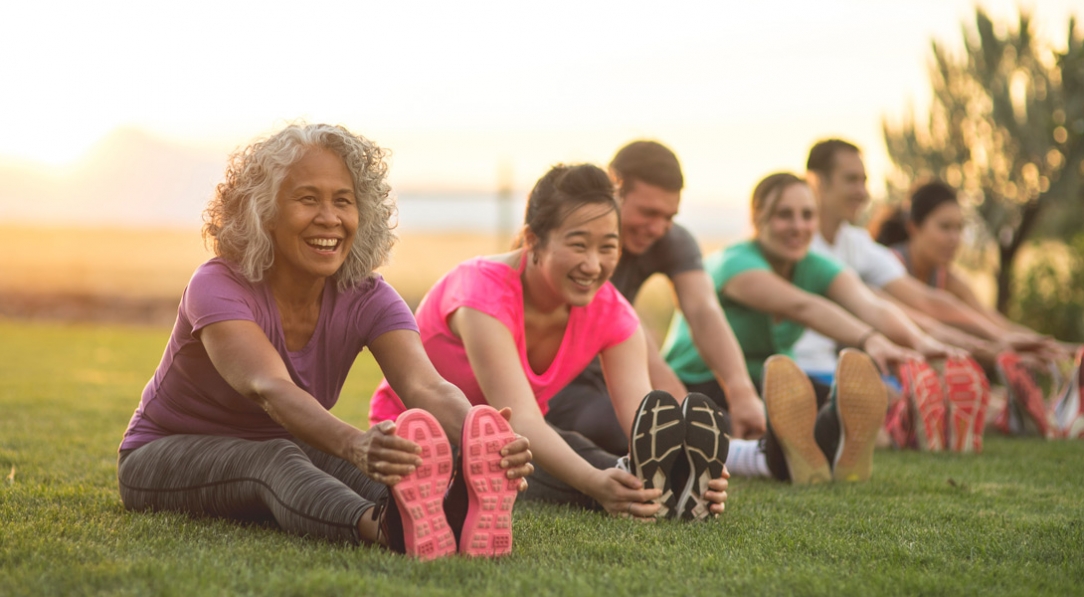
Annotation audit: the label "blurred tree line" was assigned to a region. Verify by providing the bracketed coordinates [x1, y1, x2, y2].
[882, 8, 1084, 341]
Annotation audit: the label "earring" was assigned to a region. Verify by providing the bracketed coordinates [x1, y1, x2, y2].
[532, 252, 539, 265]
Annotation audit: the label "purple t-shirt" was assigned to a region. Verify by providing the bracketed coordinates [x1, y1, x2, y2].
[120, 258, 418, 451]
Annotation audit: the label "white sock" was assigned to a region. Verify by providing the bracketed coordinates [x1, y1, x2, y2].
[614, 455, 631, 473]
[726, 439, 771, 477]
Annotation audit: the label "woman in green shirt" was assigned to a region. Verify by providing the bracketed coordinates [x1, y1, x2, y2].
[663, 172, 948, 484]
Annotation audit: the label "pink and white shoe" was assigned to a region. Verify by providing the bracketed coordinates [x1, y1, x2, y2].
[459, 405, 518, 557]
[883, 396, 914, 450]
[943, 357, 989, 453]
[391, 409, 457, 560]
[899, 360, 946, 451]
[996, 352, 1054, 438]
[1053, 348, 1084, 439]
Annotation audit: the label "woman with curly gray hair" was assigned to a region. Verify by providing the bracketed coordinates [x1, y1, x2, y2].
[116, 123, 533, 559]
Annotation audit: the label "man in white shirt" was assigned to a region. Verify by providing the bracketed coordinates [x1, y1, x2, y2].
[795, 139, 1005, 378]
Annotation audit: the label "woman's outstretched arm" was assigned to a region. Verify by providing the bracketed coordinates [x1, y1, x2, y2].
[724, 269, 920, 371]
[371, 329, 533, 487]
[827, 270, 956, 360]
[451, 307, 661, 519]
[200, 320, 422, 485]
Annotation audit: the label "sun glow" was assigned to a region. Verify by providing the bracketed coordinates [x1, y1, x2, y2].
[0, 0, 1077, 211]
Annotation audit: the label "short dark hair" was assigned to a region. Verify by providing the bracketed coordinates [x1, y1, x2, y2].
[870, 205, 909, 246]
[609, 140, 684, 195]
[870, 181, 958, 246]
[516, 163, 619, 248]
[909, 180, 958, 226]
[807, 139, 861, 177]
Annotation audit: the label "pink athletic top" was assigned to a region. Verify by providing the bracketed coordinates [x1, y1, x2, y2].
[368, 255, 640, 425]
[120, 258, 418, 451]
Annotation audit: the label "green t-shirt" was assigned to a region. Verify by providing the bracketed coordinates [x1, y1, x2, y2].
[661, 239, 845, 385]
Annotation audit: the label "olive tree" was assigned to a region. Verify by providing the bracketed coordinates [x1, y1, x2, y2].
[883, 9, 1084, 312]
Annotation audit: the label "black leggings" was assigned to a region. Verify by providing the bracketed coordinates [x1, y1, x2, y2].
[518, 426, 622, 511]
[688, 373, 839, 482]
[544, 363, 630, 455]
[117, 435, 386, 544]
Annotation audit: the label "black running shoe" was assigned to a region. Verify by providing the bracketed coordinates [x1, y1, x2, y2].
[630, 390, 686, 519]
[676, 393, 729, 521]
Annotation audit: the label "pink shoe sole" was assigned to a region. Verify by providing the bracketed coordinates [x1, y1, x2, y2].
[902, 360, 947, 451]
[392, 409, 456, 560]
[996, 352, 1053, 438]
[943, 357, 987, 453]
[460, 405, 518, 557]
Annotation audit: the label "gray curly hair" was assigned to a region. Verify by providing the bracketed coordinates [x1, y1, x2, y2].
[202, 123, 396, 290]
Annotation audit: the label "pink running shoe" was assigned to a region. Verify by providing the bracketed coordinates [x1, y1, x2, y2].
[968, 358, 991, 450]
[391, 409, 457, 560]
[1053, 347, 1084, 439]
[459, 405, 518, 557]
[995, 352, 1053, 438]
[883, 396, 914, 450]
[899, 359, 946, 451]
[943, 357, 988, 453]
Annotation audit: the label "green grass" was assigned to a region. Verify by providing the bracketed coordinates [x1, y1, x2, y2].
[1, 320, 1082, 596]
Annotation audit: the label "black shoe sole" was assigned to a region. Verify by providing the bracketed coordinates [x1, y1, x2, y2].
[677, 393, 729, 521]
[630, 390, 685, 519]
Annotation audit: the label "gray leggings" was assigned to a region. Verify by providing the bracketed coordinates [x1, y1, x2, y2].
[117, 435, 386, 544]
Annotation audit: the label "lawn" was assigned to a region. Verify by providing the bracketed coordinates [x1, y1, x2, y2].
[1, 320, 1081, 596]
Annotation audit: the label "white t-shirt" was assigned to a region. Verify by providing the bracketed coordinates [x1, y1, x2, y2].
[793, 224, 907, 374]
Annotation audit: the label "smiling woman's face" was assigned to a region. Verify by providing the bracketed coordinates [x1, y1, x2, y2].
[755, 182, 817, 265]
[531, 203, 621, 308]
[269, 147, 359, 284]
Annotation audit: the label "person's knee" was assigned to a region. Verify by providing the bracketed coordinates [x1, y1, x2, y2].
[260, 438, 309, 466]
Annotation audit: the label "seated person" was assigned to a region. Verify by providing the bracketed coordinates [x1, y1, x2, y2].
[794, 138, 991, 454]
[663, 173, 952, 483]
[370, 164, 730, 521]
[117, 124, 532, 560]
[545, 141, 764, 456]
[874, 180, 1073, 438]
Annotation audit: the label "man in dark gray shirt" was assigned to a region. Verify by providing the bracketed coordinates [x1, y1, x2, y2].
[544, 141, 765, 454]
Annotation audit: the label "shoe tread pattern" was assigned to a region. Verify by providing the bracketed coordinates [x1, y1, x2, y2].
[902, 359, 946, 452]
[460, 406, 518, 557]
[678, 394, 728, 520]
[833, 350, 887, 482]
[996, 352, 1053, 438]
[943, 357, 988, 453]
[630, 391, 685, 518]
[763, 356, 830, 485]
[392, 409, 456, 560]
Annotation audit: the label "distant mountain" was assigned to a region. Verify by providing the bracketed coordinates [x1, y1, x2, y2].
[0, 128, 749, 240]
[0, 129, 226, 228]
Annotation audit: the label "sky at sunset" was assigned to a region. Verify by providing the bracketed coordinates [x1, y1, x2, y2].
[1, 0, 1079, 232]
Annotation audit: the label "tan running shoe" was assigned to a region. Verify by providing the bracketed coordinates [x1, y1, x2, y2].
[763, 355, 830, 485]
[831, 349, 888, 482]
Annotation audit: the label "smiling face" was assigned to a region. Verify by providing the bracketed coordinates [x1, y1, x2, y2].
[618, 179, 681, 255]
[818, 149, 869, 225]
[530, 203, 621, 307]
[755, 182, 818, 265]
[268, 147, 359, 285]
[909, 201, 963, 267]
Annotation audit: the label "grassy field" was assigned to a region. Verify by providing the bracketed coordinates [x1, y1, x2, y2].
[1, 319, 1082, 596]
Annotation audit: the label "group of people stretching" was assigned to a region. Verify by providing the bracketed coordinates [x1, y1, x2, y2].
[116, 124, 1084, 559]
